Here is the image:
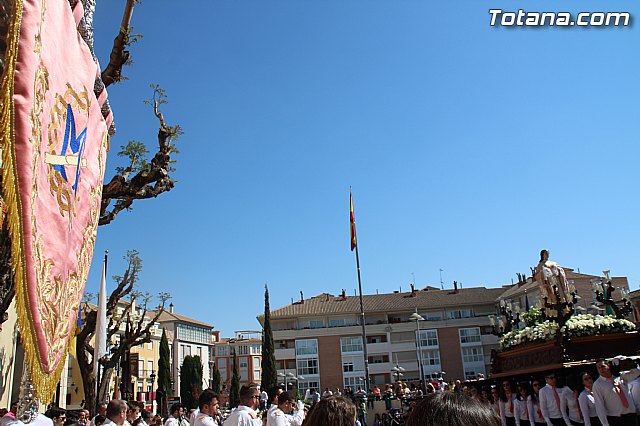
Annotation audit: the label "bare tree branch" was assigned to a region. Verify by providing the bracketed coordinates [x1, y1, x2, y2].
[101, 0, 138, 87]
[99, 86, 182, 226]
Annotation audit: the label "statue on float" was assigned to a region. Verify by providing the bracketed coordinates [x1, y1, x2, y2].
[534, 249, 575, 322]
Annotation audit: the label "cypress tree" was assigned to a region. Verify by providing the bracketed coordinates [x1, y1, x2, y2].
[211, 362, 221, 394]
[157, 329, 172, 417]
[260, 285, 277, 392]
[230, 351, 241, 407]
[180, 355, 203, 409]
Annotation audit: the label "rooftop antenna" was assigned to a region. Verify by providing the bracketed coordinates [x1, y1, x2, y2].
[411, 272, 415, 286]
[439, 269, 444, 290]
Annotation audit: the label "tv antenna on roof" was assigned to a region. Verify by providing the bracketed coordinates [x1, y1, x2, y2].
[439, 269, 444, 290]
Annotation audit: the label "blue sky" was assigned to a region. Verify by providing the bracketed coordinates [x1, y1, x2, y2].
[86, 0, 640, 336]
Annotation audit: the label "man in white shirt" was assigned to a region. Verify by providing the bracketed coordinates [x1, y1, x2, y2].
[538, 373, 565, 426]
[103, 400, 128, 426]
[322, 388, 333, 398]
[165, 404, 184, 426]
[593, 358, 638, 426]
[194, 390, 220, 426]
[222, 385, 262, 426]
[266, 392, 305, 426]
[259, 389, 268, 411]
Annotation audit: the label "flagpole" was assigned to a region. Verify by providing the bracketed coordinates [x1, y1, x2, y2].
[350, 189, 371, 394]
[95, 250, 108, 408]
[354, 242, 371, 395]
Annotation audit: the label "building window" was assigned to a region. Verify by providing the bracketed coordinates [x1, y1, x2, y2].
[251, 345, 261, 354]
[254, 357, 261, 368]
[217, 346, 228, 357]
[295, 339, 318, 356]
[424, 312, 443, 321]
[344, 376, 364, 388]
[341, 336, 363, 353]
[238, 346, 249, 355]
[309, 320, 325, 329]
[297, 358, 319, 376]
[343, 362, 354, 372]
[298, 381, 320, 395]
[197, 347, 202, 358]
[421, 350, 441, 366]
[147, 360, 153, 375]
[459, 328, 481, 344]
[177, 324, 211, 344]
[329, 319, 346, 327]
[447, 309, 472, 319]
[368, 355, 389, 364]
[417, 330, 438, 348]
[462, 347, 484, 363]
[147, 341, 153, 350]
[240, 361, 248, 368]
[253, 369, 260, 381]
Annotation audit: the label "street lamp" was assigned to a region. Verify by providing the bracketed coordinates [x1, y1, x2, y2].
[149, 371, 156, 414]
[391, 365, 405, 383]
[409, 312, 425, 391]
[277, 372, 304, 391]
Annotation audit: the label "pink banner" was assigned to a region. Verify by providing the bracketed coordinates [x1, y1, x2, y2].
[1, 0, 110, 400]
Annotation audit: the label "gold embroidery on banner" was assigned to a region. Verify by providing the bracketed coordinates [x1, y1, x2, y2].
[46, 84, 90, 218]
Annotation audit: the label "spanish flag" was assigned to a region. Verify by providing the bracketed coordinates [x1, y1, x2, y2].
[350, 189, 357, 251]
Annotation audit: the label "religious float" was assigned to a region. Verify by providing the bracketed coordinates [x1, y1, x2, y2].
[489, 250, 639, 379]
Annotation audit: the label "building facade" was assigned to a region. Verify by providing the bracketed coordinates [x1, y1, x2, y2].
[156, 304, 215, 395]
[214, 331, 262, 389]
[259, 287, 504, 393]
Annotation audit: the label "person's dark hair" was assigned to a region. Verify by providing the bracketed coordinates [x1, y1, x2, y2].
[94, 415, 106, 426]
[406, 393, 500, 426]
[530, 378, 542, 404]
[566, 375, 580, 392]
[170, 403, 182, 416]
[47, 408, 66, 420]
[198, 389, 219, 410]
[106, 400, 127, 421]
[277, 392, 293, 405]
[302, 395, 356, 426]
[267, 386, 282, 405]
[515, 382, 530, 402]
[540, 249, 548, 262]
[499, 381, 512, 403]
[240, 385, 259, 404]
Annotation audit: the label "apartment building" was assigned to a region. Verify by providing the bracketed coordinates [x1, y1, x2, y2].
[214, 331, 262, 388]
[157, 303, 215, 394]
[259, 286, 504, 393]
[499, 268, 630, 313]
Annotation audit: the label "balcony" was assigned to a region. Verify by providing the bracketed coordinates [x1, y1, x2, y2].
[275, 348, 296, 359]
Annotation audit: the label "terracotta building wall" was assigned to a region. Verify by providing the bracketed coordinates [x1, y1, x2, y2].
[318, 335, 343, 391]
[437, 327, 464, 382]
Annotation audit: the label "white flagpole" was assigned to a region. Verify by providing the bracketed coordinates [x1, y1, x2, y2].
[94, 251, 108, 397]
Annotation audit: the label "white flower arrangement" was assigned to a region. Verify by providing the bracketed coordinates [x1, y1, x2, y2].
[499, 314, 637, 351]
[560, 314, 636, 338]
[499, 320, 559, 350]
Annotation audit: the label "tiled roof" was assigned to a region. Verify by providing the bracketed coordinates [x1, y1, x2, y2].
[154, 310, 213, 328]
[267, 287, 505, 319]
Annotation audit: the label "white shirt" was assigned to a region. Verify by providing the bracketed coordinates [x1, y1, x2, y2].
[499, 394, 516, 426]
[222, 406, 261, 426]
[165, 417, 180, 426]
[193, 413, 219, 426]
[260, 391, 268, 403]
[593, 376, 636, 426]
[539, 385, 565, 424]
[628, 376, 640, 414]
[266, 402, 305, 426]
[560, 387, 584, 424]
[190, 410, 200, 426]
[527, 395, 545, 424]
[514, 398, 529, 425]
[579, 388, 598, 426]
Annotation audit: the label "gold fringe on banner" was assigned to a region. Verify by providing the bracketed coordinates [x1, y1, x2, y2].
[0, 0, 75, 403]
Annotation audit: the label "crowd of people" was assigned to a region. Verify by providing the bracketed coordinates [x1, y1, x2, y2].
[3, 356, 640, 426]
